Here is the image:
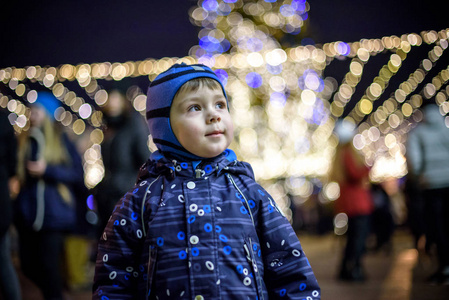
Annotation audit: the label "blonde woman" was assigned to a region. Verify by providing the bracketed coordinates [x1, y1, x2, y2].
[15, 91, 84, 300]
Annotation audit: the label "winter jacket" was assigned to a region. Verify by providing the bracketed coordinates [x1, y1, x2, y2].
[14, 130, 84, 232]
[93, 149, 320, 300]
[98, 111, 150, 198]
[406, 105, 449, 190]
[334, 145, 373, 218]
[94, 111, 150, 236]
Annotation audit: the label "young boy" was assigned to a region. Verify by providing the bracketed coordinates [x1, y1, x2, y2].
[93, 63, 321, 299]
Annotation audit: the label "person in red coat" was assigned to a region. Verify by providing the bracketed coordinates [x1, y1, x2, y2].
[330, 120, 374, 281]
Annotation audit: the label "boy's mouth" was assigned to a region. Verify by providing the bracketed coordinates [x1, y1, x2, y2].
[206, 130, 224, 136]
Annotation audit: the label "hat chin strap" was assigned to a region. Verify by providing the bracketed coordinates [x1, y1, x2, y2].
[153, 134, 204, 162]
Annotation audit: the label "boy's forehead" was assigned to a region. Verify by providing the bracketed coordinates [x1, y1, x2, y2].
[177, 82, 224, 97]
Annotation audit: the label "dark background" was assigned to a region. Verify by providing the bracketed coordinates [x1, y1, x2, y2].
[1, 0, 447, 68]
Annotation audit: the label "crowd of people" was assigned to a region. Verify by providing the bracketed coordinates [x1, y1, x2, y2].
[328, 104, 449, 285]
[405, 104, 449, 285]
[0, 90, 149, 300]
[0, 65, 448, 299]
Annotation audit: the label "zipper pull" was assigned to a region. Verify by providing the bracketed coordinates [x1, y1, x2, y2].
[195, 169, 202, 178]
[243, 243, 251, 261]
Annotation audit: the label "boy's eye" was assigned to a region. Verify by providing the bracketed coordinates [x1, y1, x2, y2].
[216, 101, 227, 109]
[188, 105, 201, 112]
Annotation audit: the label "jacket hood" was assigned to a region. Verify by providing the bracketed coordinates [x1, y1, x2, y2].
[136, 149, 254, 182]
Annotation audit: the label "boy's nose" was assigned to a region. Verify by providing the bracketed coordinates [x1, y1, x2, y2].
[208, 113, 221, 123]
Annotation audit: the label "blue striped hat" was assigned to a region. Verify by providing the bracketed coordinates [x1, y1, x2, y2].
[146, 63, 227, 160]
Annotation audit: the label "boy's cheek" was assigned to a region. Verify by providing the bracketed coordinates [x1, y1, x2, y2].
[227, 121, 235, 136]
[228, 127, 234, 139]
[184, 126, 203, 140]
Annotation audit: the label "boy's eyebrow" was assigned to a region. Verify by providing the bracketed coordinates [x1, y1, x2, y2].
[180, 93, 226, 102]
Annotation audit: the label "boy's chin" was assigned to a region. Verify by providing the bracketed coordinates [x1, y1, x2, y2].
[198, 152, 223, 159]
[194, 149, 227, 159]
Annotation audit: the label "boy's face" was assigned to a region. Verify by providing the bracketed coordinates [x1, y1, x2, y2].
[170, 85, 234, 158]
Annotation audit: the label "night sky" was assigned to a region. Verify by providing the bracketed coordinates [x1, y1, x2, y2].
[2, 0, 447, 68]
[1, 1, 198, 67]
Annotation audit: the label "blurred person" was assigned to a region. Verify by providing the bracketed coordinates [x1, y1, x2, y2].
[93, 63, 320, 299]
[330, 120, 374, 281]
[404, 173, 426, 251]
[0, 109, 21, 300]
[64, 155, 92, 292]
[94, 89, 150, 238]
[406, 104, 449, 285]
[370, 182, 395, 253]
[14, 91, 84, 300]
[381, 178, 407, 226]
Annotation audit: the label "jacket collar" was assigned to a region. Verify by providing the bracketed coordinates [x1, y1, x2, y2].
[137, 149, 254, 181]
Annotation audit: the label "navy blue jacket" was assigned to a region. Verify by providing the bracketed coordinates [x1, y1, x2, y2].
[15, 130, 83, 232]
[93, 150, 320, 299]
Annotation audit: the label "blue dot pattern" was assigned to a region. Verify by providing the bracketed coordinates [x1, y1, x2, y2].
[93, 149, 320, 299]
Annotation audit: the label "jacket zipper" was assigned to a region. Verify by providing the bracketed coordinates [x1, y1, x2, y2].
[226, 173, 255, 226]
[146, 245, 157, 299]
[245, 237, 265, 300]
[141, 175, 161, 237]
[228, 173, 265, 298]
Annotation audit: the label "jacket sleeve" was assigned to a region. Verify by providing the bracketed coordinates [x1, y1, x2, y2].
[405, 131, 423, 176]
[92, 186, 147, 300]
[43, 134, 84, 186]
[251, 182, 321, 299]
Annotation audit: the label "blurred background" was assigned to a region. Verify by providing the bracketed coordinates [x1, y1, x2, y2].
[1, 0, 449, 299]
